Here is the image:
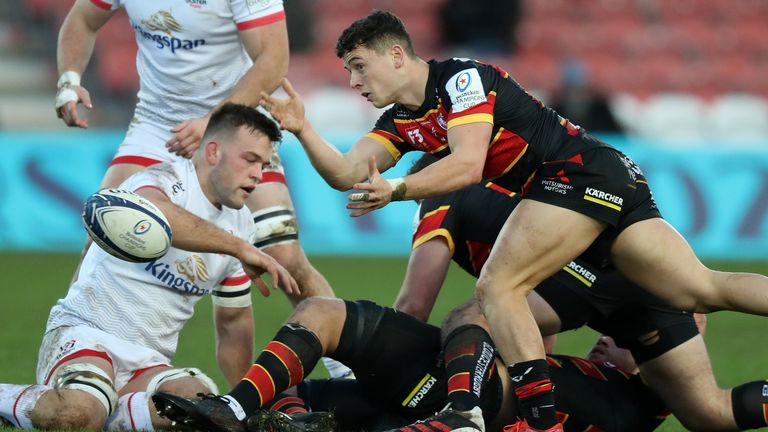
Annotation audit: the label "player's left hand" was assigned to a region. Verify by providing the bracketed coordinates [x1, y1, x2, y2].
[167, 116, 210, 158]
[238, 245, 299, 297]
[347, 156, 392, 217]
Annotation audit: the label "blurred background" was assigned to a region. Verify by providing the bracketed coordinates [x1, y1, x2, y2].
[0, 2, 767, 430]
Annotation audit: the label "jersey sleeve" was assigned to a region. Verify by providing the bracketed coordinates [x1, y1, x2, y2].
[89, 0, 121, 11]
[367, 107, 414, 162]
[412, 195, 458, 254]
[123, 163, 187, 206]
[230, 0, 285, 31]
[440, 60, 496, 129]
[212, 264, 253, 308]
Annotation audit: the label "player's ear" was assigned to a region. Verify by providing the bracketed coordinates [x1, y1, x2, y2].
[204, 140, 221, 165]
[392, 44, 405, 68]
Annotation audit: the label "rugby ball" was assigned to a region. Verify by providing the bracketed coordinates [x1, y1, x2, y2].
[81, 189, 173, 263]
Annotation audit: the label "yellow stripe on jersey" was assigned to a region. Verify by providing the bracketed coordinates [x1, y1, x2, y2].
[583, 195, 622, 211]
[561, 265, 594, 287]
[365, 132, 402, 161]
[413, 229, 455, 255]
[447, 113, 494, 128]
[402, 373, 433, 407]
[394, 107, 440, 123]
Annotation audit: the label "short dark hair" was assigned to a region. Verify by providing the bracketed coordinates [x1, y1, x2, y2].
[335, 10, 416, 58]
[203, 103, 282, 144]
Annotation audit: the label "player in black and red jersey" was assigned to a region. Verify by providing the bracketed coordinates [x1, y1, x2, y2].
[395, 154, 768, 431]
[262, 10, 768, 431]
[153, 297, 670, 432]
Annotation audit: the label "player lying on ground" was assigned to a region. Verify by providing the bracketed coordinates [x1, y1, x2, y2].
[153, 298, 671, 432]
[0, 104, 297, 431]
[394, 155, 768, 431]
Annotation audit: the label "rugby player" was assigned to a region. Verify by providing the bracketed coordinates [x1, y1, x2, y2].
[0, 105, 297, 430]
[153, 297, 670, 432]
[258, 10, 768, 431]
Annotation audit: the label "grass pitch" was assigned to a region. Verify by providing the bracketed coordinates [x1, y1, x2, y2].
[0, 253, 766, 431]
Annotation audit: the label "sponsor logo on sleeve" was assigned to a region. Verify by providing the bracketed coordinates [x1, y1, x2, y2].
[446, 68, 486, 113]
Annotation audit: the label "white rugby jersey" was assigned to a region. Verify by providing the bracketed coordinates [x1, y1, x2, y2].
[91, 0, 285, 126]
[47, 160, 255, 359]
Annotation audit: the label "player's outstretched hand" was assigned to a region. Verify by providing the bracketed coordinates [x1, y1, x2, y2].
[167, 116, 210, 158]
[259, 78, 305, 135]
[55, 85, 92, 128]
[237, 245, 299, 297]
[347, 156, 393, 217]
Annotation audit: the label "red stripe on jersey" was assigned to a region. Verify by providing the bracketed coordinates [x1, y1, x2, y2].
[221, 274, 250, 286]
[445, 345, 475, 363]
[371, 129, 405, 143]
[447, 93, 496, 123]
[45, 349, 113, 384]
[466, 240, 492, 275]
[236, 11, 286, 31]
[261, 171, 287, 185]
[412, 207, 449, 245]
[483, 129, 529, 180]
[90, 0, 111, 10]
[265, 341, 304, 387]
[12, 385, 33, 427]
[447, 372, 470, 394]
[569, 357, 608, 381]
[485, 182, 516, 197]
[243, 364, 275, 404]
[133, 185, 168, 198]
[515, 379, 553, 399]
[128, 363, 170, 382]
[111, 155, 163, 167]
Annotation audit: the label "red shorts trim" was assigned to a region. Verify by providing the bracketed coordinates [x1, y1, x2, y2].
[111, 155, 163, 167]
[44, 349, 113, 384]
[128, 363, 171, 382]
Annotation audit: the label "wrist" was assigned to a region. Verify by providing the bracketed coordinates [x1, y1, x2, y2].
[388, 177, 407, 201]
[57, 71, 81, 89]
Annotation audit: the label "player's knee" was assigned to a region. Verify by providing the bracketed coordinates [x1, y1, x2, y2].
[149, 368, 219, 397]
[252, 206, 300, 254]
[293, 296, 342, 320]
[47, 363, 117, 421]
[33, 389, 108, 430]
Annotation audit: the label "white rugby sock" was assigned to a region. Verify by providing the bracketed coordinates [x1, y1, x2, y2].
[104, 392, 154, 431]
[0, 384, 49, 428]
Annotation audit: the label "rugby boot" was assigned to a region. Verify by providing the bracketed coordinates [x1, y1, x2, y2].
[246, 410, 336, 432]
[503, 419, 564, 432]
[153, 392, 246, 432]
[384, 405, 484, 432]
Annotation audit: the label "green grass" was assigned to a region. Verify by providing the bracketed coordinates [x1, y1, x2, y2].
[1, 253, 767, 431]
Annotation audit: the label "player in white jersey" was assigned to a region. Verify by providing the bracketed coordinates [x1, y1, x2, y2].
[0, 104, 298, 431]
[55, 0, 335, 309]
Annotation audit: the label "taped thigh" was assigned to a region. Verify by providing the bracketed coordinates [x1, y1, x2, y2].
[145, 367, 219, 395]
[49, 363, 118, 416]
[251, 205, 299, 249]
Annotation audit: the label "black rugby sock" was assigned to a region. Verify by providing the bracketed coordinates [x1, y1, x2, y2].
[509, 359, 558, 429]
[444, 325, 496, 412]
[731, 380, 768, 429]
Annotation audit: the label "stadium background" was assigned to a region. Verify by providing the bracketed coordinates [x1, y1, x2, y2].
[0, 0, 767, 430]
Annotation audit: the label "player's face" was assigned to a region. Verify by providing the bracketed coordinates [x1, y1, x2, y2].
[343, 45, 400, 108]
[209, 127, 272, 209]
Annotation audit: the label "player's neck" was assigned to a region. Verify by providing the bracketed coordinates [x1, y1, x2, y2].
[399, 58, 430, 111]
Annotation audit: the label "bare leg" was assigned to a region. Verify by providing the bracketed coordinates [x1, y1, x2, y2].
[611, 218, 768, 314]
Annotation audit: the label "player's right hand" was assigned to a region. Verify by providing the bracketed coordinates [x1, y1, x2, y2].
[238, 245, 299, 297]
[55, 85, 92, 129]
[259, 78, 305, 135]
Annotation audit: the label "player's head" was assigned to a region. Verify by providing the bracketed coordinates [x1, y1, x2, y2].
[197, 103, 282, 209]
[336, 11, 418, 108]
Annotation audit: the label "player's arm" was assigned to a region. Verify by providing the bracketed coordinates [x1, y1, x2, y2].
[166, 18, 289, 157]
[394, 238, 453, 321]
[135, 186, 299, 296]
[347, 122, 492, 216]
[261, 78, 397, 190]
[56, 0, 115, 128]
[214, 304, 255, 389]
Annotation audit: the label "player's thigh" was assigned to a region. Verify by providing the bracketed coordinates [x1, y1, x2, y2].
[527, 291, 562, 335]
[247, 181, 294, 210]
[638, 335, 733, 428]
[99, 163, 146, 190]
[610, 218, 713, 310]
[121, 366, 215, 397]
[478, 199, 606, 295]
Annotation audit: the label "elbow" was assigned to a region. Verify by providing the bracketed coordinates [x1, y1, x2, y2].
[461, 165, 484, 186]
